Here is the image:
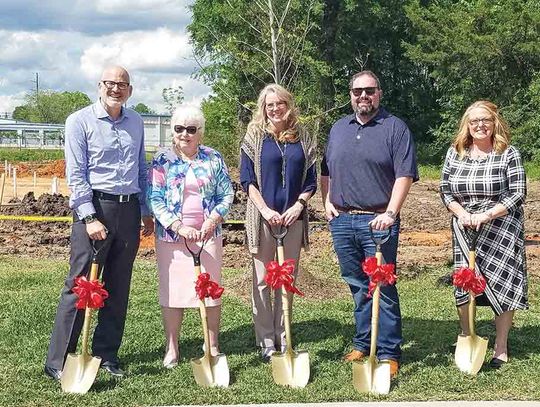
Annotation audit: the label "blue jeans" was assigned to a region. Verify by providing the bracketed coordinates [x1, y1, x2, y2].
[329, 213, 402, 361]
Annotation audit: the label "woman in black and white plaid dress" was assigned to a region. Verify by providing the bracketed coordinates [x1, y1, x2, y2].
[440, 100, 527, 369]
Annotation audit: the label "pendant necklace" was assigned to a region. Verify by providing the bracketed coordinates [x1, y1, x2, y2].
[274, 139, 287, 188]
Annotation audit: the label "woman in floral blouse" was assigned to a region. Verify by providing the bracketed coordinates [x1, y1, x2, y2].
[148, 105, 234, 368]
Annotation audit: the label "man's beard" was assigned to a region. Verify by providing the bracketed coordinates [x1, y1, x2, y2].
[354, 101, 375, 116]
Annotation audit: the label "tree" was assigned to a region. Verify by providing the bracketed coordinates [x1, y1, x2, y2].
[404, 0, 540, 160]
[189, 0, 440, 164]
[12, 90, 91, 124]
[130, 103, 156, 114]
[162, 86, 184, 114]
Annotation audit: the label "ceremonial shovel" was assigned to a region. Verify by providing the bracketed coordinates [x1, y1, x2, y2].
[185, 238, 229, 387]
[269, 225, 310, 388]
[61, 241, 105, 394]
[454, 227, 488, 375]
[353, 227, 392, 395]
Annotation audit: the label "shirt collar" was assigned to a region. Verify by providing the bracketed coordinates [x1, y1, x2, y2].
[94, 99, 126, 122]
[348, 107, 389, 126]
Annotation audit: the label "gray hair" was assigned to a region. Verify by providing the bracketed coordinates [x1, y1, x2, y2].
[171, 105, 205, 134]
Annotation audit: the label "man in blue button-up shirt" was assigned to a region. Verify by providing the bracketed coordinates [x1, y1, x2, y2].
[44, 66, 154, 380]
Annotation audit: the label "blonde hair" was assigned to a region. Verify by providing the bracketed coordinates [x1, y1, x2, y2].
[453, 100, 510, 158]
[247, 83, 300, 143]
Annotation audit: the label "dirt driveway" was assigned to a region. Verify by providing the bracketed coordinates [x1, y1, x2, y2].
[1, 161, 539, 299]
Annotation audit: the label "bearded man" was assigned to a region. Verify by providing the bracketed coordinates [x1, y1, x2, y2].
[320, 70, 418, 377]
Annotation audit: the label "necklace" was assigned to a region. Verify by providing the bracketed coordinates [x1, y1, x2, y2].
[274, 139, 287, 188]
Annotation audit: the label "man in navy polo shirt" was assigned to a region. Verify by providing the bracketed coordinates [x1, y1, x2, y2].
[320, 70, 418, 376]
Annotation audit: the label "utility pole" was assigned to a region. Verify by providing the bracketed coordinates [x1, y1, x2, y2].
[33, 72, 39, 98]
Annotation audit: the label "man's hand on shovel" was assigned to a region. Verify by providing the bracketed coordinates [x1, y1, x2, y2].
[86, 220, 108, 240]
[369, 211, 395, 231]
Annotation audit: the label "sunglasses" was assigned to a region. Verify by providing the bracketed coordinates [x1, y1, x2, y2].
[350, 87, 378, 96]
[174, 125, 199, 134]
[101, 80, 130, 90]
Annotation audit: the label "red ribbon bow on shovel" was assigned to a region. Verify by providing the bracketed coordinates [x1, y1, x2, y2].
[195, 273, 224, 300]
[452, 267, 486, 295]
[72, 276, 109, 309]
[362, 256, 397, 297]
[264, 259, 304, 296]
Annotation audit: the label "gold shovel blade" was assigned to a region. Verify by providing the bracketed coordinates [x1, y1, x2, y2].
[191, 353, 229, 388]
[454, 334, 489, 375]
[271, 350, 310, 388]
[353, 358, 391, 395]
[60, 353, 101, 394]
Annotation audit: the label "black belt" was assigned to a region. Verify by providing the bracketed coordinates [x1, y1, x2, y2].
[93, 190, 138, 203]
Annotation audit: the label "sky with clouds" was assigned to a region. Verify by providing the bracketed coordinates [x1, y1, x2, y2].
[0, 0, 211, 115]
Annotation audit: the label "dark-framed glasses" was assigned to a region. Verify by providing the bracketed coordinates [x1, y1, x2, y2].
[101, 80, 130, 90]
[350, 87, 378, 96]
[174, 125, 199, 134]
[469, 117, 494, 127]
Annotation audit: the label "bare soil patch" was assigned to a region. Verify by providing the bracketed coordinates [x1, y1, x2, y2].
[2, 163, 540, 301]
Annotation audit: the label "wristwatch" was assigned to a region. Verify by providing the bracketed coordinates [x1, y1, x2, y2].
[385, 210, 396, 220]
[297, 198, 307, 208]
[83, 214, 97, 224]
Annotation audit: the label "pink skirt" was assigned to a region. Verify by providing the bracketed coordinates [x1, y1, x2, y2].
[156, 236, 223, 308]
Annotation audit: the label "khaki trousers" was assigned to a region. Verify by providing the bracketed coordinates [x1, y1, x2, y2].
[251, 220, 303, 349]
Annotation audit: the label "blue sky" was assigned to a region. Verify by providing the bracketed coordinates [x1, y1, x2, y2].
[0, 0, 211, 115]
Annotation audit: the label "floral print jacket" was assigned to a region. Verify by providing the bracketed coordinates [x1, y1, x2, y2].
[147, 145, 234, 242]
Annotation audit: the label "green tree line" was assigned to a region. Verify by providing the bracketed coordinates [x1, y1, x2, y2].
[188, 0, 540, 165]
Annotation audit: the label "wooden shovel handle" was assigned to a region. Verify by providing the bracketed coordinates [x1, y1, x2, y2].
[80, 262, 99, 357]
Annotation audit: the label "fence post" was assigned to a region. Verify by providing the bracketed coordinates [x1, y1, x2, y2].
[13, 167, 17, 199]
[0, 173, 5, 205]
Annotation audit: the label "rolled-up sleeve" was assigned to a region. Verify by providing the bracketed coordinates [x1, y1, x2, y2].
[212, 153, 234, 219]
[65, 114, 95, 218]
[301, 163, 317, 194]
[240, 150, 257, 192]
[501, 146, 526, 211]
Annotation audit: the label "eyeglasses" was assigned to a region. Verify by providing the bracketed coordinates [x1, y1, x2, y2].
[265, 101, 287, 111]
[174, 125, 199, 134]
[101, 80, 130, 90]
[350, 87, 378, 96]
[469, 118, 494, 127]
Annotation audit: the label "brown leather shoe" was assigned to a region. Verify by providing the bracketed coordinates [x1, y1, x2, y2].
[343, 349, 366, 362]
[388, 359, 399, 377]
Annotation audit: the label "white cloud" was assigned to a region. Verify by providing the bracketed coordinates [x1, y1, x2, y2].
[80, 28, 193, 80]
[0, 1, 211, 117]
[0, 94, 26, 114]
[96, 0, 186, 14]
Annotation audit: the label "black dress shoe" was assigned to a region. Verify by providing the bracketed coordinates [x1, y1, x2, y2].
[44, 365, 62, 380]
[101, 362, 125, 377]
[489, 357, 507, 369]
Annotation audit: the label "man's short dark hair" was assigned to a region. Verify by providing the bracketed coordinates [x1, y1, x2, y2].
[349, 70, 381, 89]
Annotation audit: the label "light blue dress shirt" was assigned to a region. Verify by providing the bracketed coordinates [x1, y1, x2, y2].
[64, 100, 149, 218]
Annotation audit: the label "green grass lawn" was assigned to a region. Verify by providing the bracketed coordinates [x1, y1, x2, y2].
[0, 148, 65, 162]
[0, 256, 539, 406]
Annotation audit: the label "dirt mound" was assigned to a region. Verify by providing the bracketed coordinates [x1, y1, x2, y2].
[13, 160, 66, 178]
[1, 192, 71, 216]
